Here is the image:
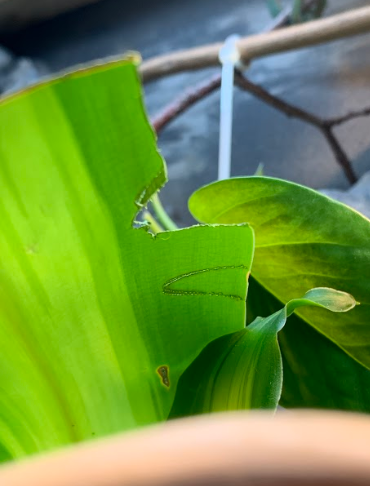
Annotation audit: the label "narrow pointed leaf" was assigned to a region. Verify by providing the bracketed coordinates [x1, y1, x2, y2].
[247, 277, 370, 412]
[189, 176, 370, 370]
[0, 60, 254, 460]
[171, 287, 354, 417]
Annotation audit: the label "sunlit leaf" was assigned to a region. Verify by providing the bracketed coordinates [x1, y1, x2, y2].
[0, 60, 254, 460]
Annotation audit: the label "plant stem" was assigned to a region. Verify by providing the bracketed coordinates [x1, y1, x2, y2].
[142, 210, 164, 234]
[150, 193, 178, 231]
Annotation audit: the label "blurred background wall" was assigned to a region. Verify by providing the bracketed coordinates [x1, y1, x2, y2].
[0, 0, 369, 224]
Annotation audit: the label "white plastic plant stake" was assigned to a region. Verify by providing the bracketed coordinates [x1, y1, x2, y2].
[218, 35, 241, 181]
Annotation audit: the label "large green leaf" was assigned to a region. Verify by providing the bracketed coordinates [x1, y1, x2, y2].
[189, 177, 370, 369]
[171, 286, 355, 417]
[248, 278, 370, 412]
[0, 60, 254, 460]
[280, 315, 370, 411]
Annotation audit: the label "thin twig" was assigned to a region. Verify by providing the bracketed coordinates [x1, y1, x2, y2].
[151, 74, 221, 133]
[150, 0, 303, 133]
[234, 72, 357, 184]
[151, 66, 365, 185]
[234, 73, 322, 126]
[150, 1, 362, 184]
[320, 129, 356, 184]
[326, 107, 370, 127]
[140, 6, 370, 83]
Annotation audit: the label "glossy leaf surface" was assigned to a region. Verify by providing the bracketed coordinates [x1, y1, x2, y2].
[190, 177, 370, 369]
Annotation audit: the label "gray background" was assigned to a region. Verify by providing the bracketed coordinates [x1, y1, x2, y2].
[1, 0, 370, 224]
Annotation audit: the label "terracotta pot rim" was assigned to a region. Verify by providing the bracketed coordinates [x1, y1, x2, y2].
[1, 410, 370, 486]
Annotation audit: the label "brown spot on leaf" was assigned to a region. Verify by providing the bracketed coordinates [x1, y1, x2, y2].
[157, 365, 170, 388]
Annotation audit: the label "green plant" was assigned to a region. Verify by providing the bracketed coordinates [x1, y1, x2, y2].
[0, 59, 255, 460]
[266, 0, 327, 23]
[0, 58, 363, 463]
[189, 177, 370, 411]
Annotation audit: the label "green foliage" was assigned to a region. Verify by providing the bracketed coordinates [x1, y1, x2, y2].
[0, 60, 254, 460]
[248, 278, 370, 412]
[292, 0, 304, 23]
[0, 59, 360, 464]
[190, 176, 370, 411]
[300, 0, 327, 22]
[266, 0, 327, 24]
[266, 0, 284, 18]
[171, 287, 354, 417]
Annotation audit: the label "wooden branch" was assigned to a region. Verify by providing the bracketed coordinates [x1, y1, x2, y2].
[234, 73, 358, 184]
[151, 74, 221, 133]
[140, 6, 370, 83]
[152, 66, 361, 184]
